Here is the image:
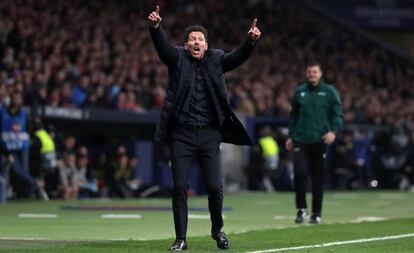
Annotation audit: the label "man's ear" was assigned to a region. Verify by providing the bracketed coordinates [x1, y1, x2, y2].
[205, 43, 208, 50]
[184, 43, 188, 50]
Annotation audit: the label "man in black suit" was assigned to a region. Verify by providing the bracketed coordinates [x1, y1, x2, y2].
[148, 5, 261, 251]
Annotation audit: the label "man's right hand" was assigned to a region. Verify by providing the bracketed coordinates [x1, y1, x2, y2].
[285, 138, 293, 151]
[148, 5, 162, 28]
[247, 18, 261, 42]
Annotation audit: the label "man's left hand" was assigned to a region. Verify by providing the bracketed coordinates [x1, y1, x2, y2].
[322, 131, 336, 145]
[247, 18, 261, 42]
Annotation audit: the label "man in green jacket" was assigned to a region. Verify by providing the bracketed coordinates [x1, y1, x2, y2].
[286, 62, 343, 224]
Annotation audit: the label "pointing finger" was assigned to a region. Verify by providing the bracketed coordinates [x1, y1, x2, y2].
[251, 18, 257, 29]
[156, 5, 160, 15]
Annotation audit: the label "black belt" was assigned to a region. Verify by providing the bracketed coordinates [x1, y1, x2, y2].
[176, 122, 217, 130]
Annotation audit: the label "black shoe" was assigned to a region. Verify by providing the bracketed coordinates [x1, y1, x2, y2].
[169, 239, 187, 251]
[309, 214, 321, 225]
[212, 231, 230, 250]
[294, 209, 308, 224]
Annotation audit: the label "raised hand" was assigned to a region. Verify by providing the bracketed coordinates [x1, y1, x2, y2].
[148, 5, 162, 28]
[247, 18, 261, 42]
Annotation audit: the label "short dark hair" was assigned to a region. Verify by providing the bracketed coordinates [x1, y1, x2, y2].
[184, 24, 208, 43]
[306, 61, 323, 71]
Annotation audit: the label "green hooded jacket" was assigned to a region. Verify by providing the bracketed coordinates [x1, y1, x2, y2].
[288, 80, 343, 144]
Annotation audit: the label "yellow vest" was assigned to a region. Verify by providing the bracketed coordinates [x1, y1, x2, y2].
[258, 136, 279, 158]
[35, 129, 55, 153]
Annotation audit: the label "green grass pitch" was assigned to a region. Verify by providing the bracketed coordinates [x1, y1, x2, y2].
[0, 191, 413, 252]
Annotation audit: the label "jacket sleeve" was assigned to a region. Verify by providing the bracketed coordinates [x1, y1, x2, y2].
[222, 40, 256, 73]
[288, 91, 298, 137]
[149, 25, 179, 68]
[329, 86, 343, 132]
[154, 89, 175, 143]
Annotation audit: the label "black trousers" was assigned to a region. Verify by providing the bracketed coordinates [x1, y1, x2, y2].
[293, 142, 327, 216]
[170, 126, 223, 240]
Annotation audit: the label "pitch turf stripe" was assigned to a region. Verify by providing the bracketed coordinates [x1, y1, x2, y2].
[100, 214, 142, 219]
[18, 213, 58, 218]
[245, 233, 414, 253]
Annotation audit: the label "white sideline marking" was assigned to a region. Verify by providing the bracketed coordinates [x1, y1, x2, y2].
[188, 214, 210, 219]
[188, 214, 226, 219]
[351, 216, 386, 223]
[272, 215, 295, 220]
[100, 214, 142, 219]
[0, 237, 147, 242]
[245, 233, 414, 253]
[0, 237, 49, 241]
[18, 213, 58, 218]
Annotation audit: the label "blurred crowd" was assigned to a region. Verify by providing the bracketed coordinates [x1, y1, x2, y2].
[0, 0, 413, 126]
[329, 121, 414, 191]
[0, 111, 158, 200]
[0, 92, 155, 201]
[245, 123, 414, 192]
[1, 0, 414, 199]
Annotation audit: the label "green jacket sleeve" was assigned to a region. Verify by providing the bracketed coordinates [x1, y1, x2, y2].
[329, 86, 343, 132]
[288, 91, 298, 137]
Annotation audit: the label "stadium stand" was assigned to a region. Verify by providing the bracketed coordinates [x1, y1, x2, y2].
[0, 0, 413, 199]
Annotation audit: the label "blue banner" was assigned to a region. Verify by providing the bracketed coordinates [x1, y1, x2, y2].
[313, 0, 414, 30]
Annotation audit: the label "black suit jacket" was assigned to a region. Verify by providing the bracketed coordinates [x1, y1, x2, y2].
[150, 25, 255, 146]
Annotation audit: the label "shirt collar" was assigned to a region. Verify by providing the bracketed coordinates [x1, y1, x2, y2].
[306, 79, 324, 89]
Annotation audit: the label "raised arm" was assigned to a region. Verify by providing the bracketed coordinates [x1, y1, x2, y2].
[222, 18, 261, 73]
[148, 5, 178, 68]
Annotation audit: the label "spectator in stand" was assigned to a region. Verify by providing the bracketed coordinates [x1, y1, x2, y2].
[58, 152, 81, 199]
[72, 76, 90, 107]
[106, 145, 135, 198]
[0, 0, 412, 127]
[76, 146, 99, 198]
[59, 134, 77, 157]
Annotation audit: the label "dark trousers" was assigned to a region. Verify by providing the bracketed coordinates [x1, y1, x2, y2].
[170, 127, 223, 240]
[293, 142, 326, 216]
[9, 149, 35, 197]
